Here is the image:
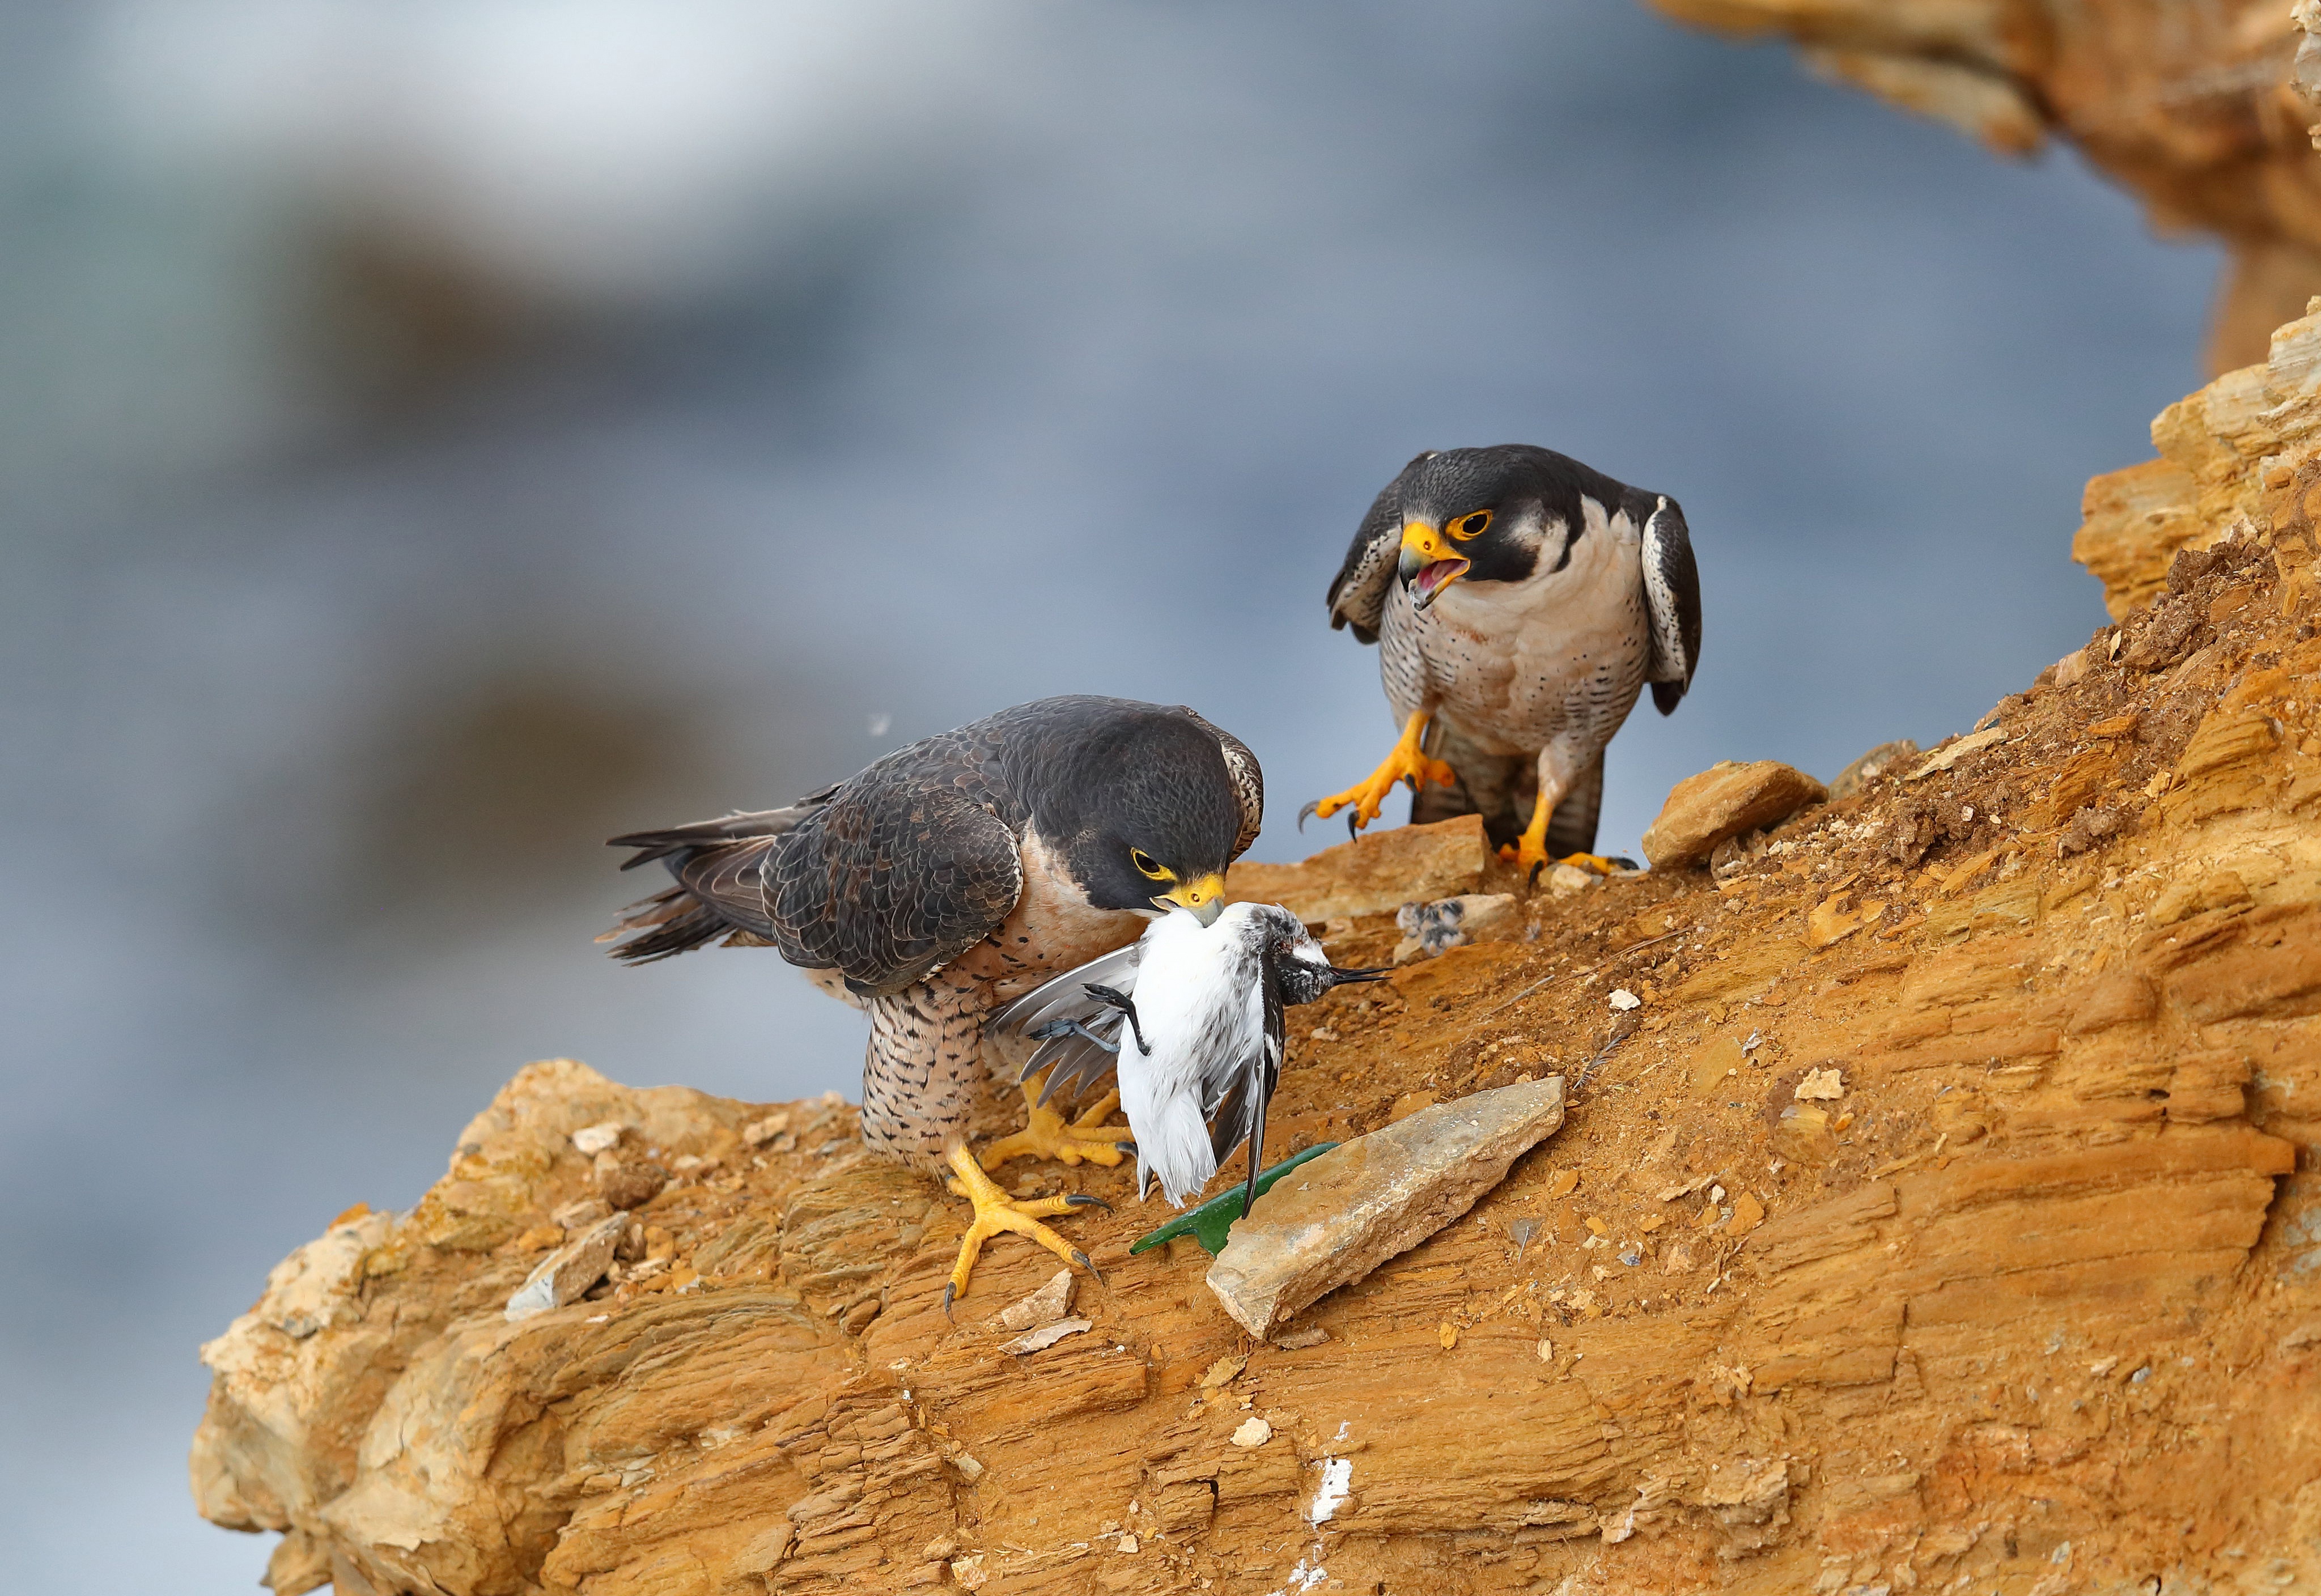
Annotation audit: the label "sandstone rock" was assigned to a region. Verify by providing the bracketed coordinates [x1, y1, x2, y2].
[570, 1120, 625, 1156]
[503, 1209, 627, 1321]
[1225, 814, 1487, 921]
[995, 1268, 1075, 1331]
[1908, 725, 2006, 778]
[1229, 1417, 1271, 1448]
[999, 1317, 1091, 1356]
[1640, 761, 1826, 869]
[1205, 1076, 1567, 1338]
[593, 1151, 666, 1209]
[187, 385, 2321, 1595]
[1545, 861, 1597, 897]
[1829, 738, 1920, 801]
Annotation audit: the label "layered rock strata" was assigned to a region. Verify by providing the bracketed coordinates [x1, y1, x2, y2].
[196, 349, 2321, 1592]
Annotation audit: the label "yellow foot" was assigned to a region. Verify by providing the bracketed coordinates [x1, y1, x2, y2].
[1499, 843, 1636, 880]
[979, 1089, 1131, 1171]
[942, 1144, 1108, 1314]
[1299, 711, 1456, 834]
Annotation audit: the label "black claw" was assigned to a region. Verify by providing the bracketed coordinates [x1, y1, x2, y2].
[941, 1282, 956, 1319]
[1072, 1249, 1108, 1287]
[1295, 798, 1322, 833]
[1527, 859, 1546, 888]
[1064, 1193, 1112, 1213]
[1113, 1140, 1138, 1157]
[1346, 809, 1359, 841]
[1608, 855, 1640, 872]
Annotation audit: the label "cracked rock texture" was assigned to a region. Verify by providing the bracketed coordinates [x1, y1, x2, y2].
[196, 346, 2321, 1591]
[1650, 0, 2321, 372]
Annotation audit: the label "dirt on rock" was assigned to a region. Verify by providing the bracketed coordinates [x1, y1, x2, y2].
[193, 334, 2321, 1595]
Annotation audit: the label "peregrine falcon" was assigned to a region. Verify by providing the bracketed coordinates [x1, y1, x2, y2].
[601, 695, 1263, 1305]
[988, 903, 1384, 1212]
[1304, 445, 1701, 878]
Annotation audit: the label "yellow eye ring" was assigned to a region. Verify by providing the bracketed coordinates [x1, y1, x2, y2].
[1130, 848, 1172, 880]
[1447, 509, 1492, 541]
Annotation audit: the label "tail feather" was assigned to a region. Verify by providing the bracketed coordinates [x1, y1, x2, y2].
[600, 887, 731, 963]
[608, 799, 825, 871]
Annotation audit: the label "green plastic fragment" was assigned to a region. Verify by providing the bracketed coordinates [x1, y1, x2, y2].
[1128, 1141, 1339, 1257]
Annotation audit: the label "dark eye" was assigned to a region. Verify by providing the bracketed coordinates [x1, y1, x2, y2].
[1131, 848, 1168, 878]
[1448, 510, 1492, 541]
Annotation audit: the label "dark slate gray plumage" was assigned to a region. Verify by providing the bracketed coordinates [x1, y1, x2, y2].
[604, 695, 1263, 1179]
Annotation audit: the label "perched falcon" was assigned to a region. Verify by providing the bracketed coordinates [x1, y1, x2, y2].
[1304, 445, 1701, 877]
[988, 902, 1384, 1212]
[601, 695, 1263, 1306]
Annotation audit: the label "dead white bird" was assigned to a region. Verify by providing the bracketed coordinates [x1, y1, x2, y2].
[990, 902, 1386, 1211]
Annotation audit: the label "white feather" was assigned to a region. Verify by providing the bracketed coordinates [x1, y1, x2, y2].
[1115, 904, 1267, 1206]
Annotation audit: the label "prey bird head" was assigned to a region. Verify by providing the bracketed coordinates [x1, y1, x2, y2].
[1390, 446, 1558, 612]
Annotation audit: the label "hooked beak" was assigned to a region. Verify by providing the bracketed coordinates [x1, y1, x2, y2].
[1398, 521, 1469, 612]
[1155, 872, 1227, 926]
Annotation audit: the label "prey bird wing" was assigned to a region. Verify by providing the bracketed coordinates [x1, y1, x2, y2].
[1198, 932, 1284, 1218]
[988, 941, 1145, 1106]
[1641, 495, 1702, 715]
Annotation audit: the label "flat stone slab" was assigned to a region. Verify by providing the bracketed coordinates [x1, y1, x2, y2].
[504, 1210, 628, 1322]
[1225, 814, 1487, 922]
[1205, 1075, 1566, 1338]
[1641, 761, 1827, 869]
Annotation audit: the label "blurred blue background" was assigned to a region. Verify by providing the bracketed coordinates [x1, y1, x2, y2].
[0, 1, 2213, 1587]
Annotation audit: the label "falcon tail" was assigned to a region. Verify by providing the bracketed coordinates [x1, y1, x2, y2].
[600, 799, 827, 963]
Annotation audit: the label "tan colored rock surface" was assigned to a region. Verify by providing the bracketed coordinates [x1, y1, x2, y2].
[501, 1208, 626, 1321]
[1641, 759, 1827, 868]
[190, 363, 2321, 1594]
[1225, 813, 1486, 920]
[1649, 0, 2321, 374]
[1206, 1076, 1567, 1338]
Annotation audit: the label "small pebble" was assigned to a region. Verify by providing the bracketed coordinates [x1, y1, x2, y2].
[1609, 988, 1642, 1012]
[571, 1122, 626, 1156]
[1230, 1417, 1272, 1448]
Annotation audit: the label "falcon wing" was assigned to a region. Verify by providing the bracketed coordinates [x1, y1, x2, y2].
[1641, 494, 1702, 715]
[987, 941, 1144, 1107]
[757, 780, 1024, 995]
[1326, 455, 1429, 644]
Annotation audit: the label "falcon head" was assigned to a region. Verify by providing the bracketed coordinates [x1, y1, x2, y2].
[1391, 447, 1552, 612]
[1049, 709, 1246, 926]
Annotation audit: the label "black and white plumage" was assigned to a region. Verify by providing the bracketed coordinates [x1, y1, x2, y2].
[602, 695, 1264, 1305]
[990, 902, 1385, 1213]
[1307, 444, 1701, 875]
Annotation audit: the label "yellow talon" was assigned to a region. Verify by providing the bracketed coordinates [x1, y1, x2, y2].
[941, 1143, 1106, 1313]
[1304, 711, 1457, 832]
[980, 1084, 1130, 1171]
[1500, 787, 1630, 882]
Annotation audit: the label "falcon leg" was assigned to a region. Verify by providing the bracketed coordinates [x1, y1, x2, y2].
[1299, 711, 1456, 833]
[979, 1075, 1132, 1170]
[1500, 787, 1629, 881]
[942, 1141, 1107, 1313]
